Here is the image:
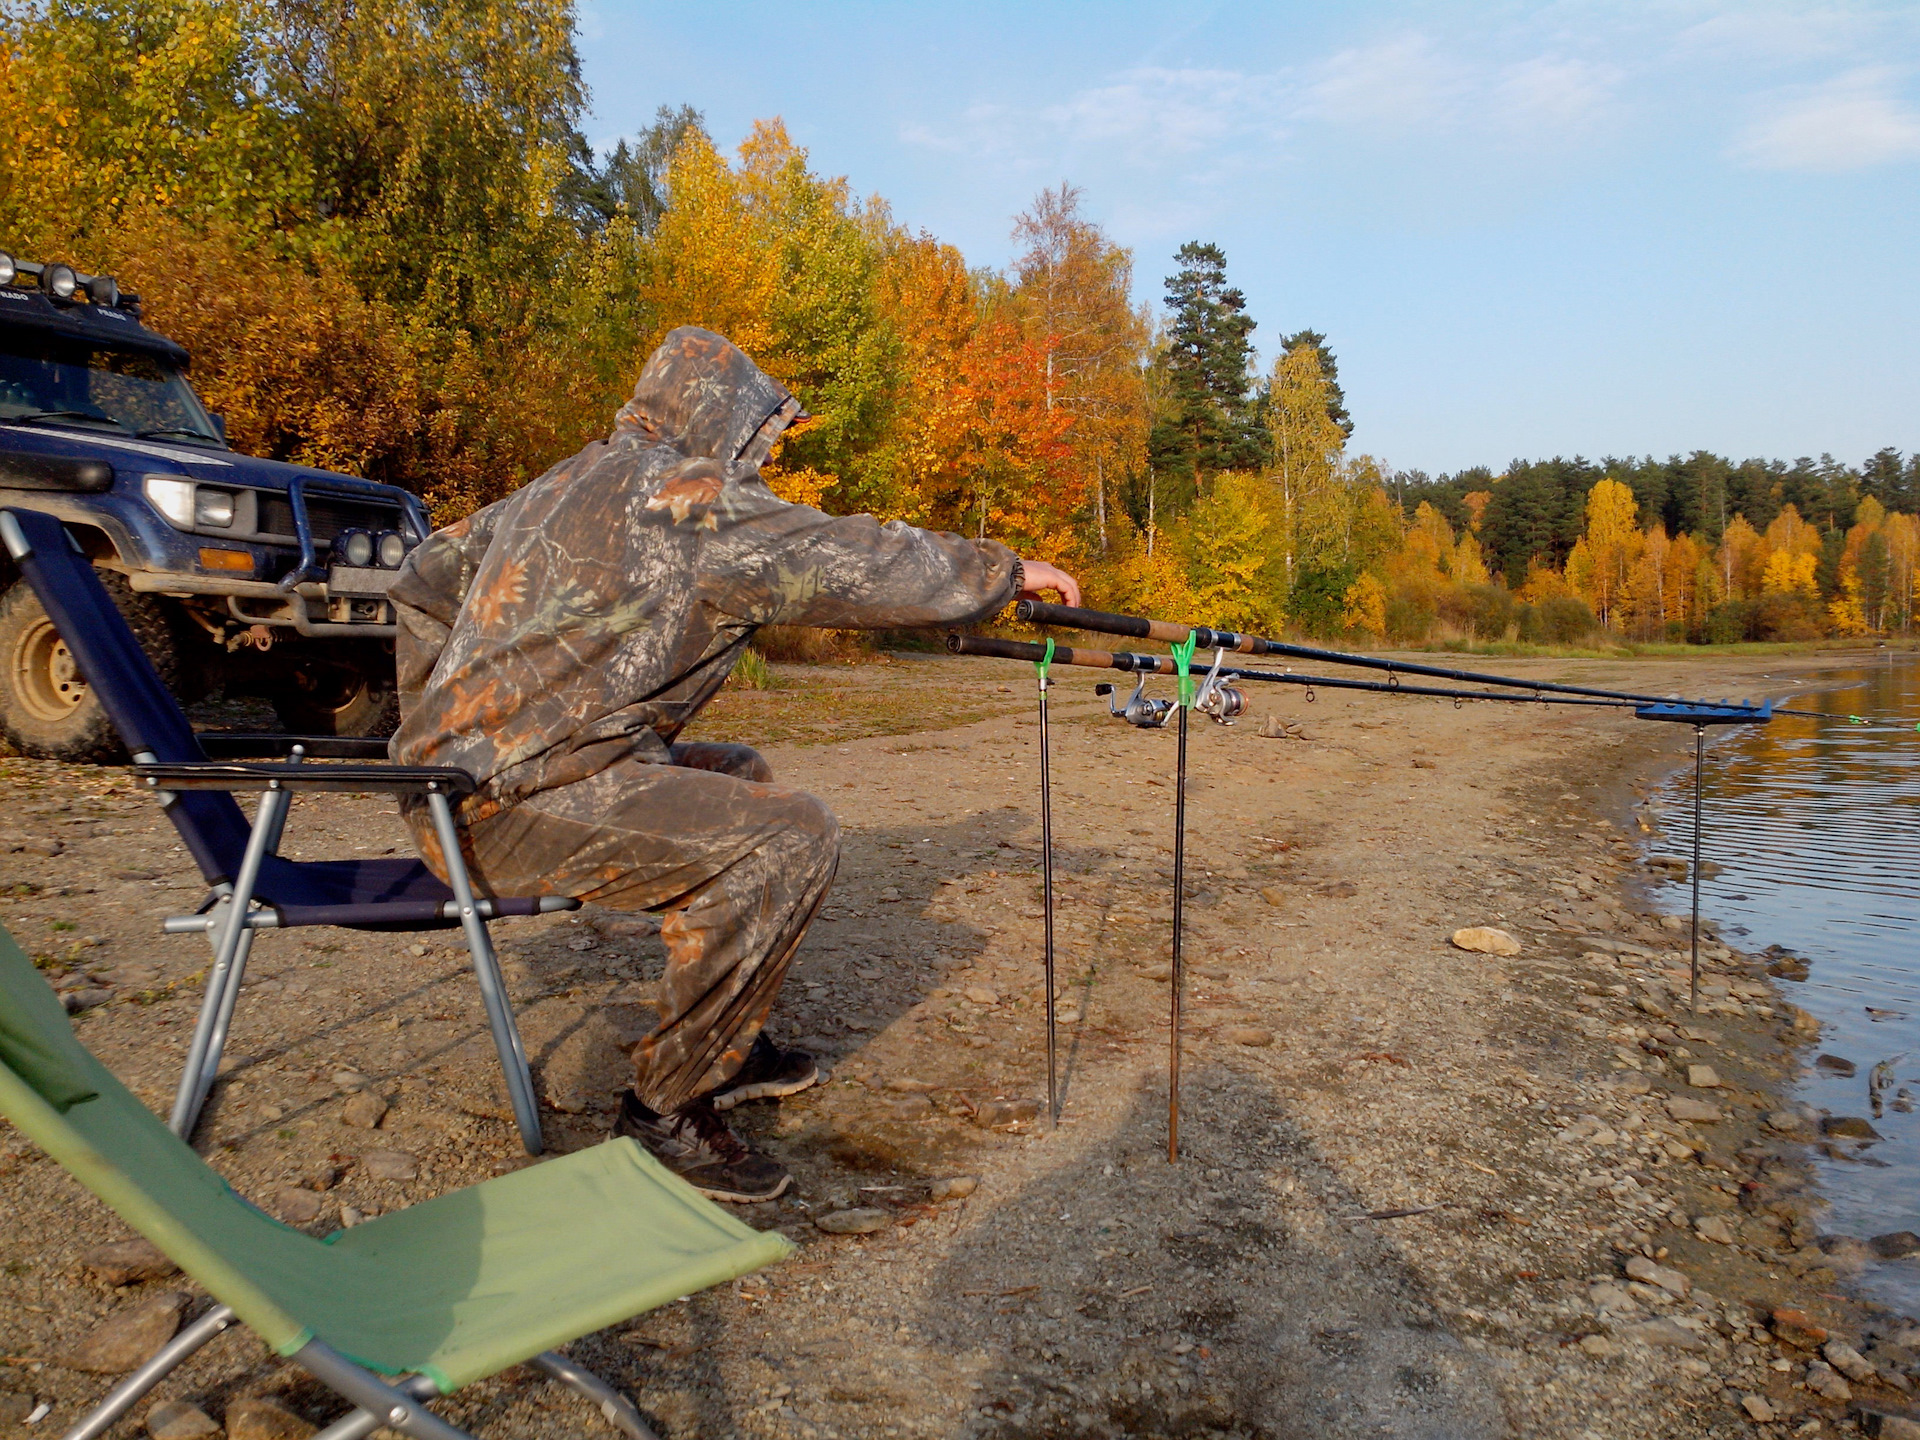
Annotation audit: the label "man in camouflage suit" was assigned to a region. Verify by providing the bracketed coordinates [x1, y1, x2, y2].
[390, 327, 1079, 1200]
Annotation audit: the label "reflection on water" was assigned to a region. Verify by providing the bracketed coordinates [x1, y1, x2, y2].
[1647, 654, 1920, 1312]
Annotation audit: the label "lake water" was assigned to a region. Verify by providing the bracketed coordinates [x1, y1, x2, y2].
[1645, 653, 1920, 1313]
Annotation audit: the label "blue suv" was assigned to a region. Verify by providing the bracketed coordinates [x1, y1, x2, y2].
[0, 252, 428, 760]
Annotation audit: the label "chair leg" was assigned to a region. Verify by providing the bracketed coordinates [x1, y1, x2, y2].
[293, 1341, 477, 1440]
[58, 1305, 237, 1440]
[529, 1351, 660, 1440]
[425, 790, 543, 1156]
[171, 787, 287, 1138]
[308, 1376, 440, 1440]
[188, 922, 257, 1122]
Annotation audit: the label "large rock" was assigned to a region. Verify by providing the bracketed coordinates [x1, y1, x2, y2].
[63, 1292, 188, 1373]
[1618, 1318, 1706, 1351]
[80, 1239, 179, 1287]
[1823, 1115, 1883, 1140]
[146, 1400, 221, 1439]
[972, 1098, 1039, 1130]
[1624, 1256, 1690, 1297]
[928, 1175, 978, 1202]
[1825, 1339, 1876, 1383]
[338, 1091, 388, 1129]
[1685, 1064, 1721, 1089]
[1870, 1231, 1920, 1259]
[1665, 1096, 1723, 1123]
[1450, 927, 1520, 956]
[1772, 1308, 1829, 1349]
[225, 1397, 317, 1440]
[360, 1149, 419, 1182]
[1223, 1025, 1274, 1047]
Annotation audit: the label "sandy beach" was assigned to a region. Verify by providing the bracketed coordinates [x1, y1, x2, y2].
[1, 648, 1912, 1440]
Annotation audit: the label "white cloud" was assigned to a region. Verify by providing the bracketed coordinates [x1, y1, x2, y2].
[1039, 67, 1285, 154]
[1736, 66, 1920, 169]
[1298, 34, 1467, 130]
[1494, 55, 1622, 130]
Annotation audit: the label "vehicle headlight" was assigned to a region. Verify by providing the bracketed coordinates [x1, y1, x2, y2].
[43, 263, 76, 300]
[86, 274, 119, 308]
[0, 253, 14, 286]
[144, 476, 196, 527]
[338, 529, 375, 567]
[193, 489, 235, 527]
[377, 530, 407, 568]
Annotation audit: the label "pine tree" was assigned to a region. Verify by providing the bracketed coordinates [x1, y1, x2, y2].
[1148, 241, 1263, 509]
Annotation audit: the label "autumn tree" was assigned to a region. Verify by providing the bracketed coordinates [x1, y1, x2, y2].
[1007, 184, 1148, 554]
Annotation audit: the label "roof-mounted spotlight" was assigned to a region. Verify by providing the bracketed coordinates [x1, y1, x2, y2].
[86, 274, 119, 308]
[0, 254, 14, 287]
[42, 263, 77, 301]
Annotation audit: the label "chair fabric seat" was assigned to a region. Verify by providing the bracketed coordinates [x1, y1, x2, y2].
[0, 926, 791, 1392]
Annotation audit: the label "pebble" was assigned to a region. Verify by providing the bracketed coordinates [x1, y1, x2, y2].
[885, 1078, 937, 1093]
[63, 1291, 187, 1373]
[815, 1208, 892, 1235]
[889, 1094, 934, 1119]
[146, 1400, 221, 1439]
[1623, 1256, 1690, 1297]
[1450, 927, 1520, 956]
[62, 987, 114, 1013]
[339, 1091, 388, 1128]
[1822, 1115, 1882, 1140]
[963, 986, 999, 1007]
[113, 868, 159, 881]
[972, 1098, 1039, 1130]
[1684, 1064, 1721, 1088]
[80, 1238, 179, 1287]
[273, 1187, 325, 1225]
[361, 1148, 419, 1182]
[1223, 1025, 1274, 1047]
[1618, 1317, 1706, 1351]
[929, 1176, 978, 1202]
[1873, 1417, 1920, 1440]
[1664, 1097, 1722, 1124]
[1765, 1109, 1811, 1134]
[1315, 880, 1358, 899]
[1692, 1214, 1735, 1245]
[1589, 1282, 1634, 1312]
[331, 1070, 370, 1091]
[1258, 888, 1290, 907]
[225, 1396, 317, 1440]
[1578, 1334, 1618, 1358]
[21, 837, 64, 857]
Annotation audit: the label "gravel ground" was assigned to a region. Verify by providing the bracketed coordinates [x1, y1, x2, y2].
[2, 648, 1916, 1440]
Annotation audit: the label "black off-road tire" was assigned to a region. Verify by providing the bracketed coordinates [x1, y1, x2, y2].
[0, 571, 180, 763]
[272, 667, 399, 738]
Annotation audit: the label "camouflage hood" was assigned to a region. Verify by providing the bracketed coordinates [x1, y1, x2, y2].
[612, 327, 806, 471]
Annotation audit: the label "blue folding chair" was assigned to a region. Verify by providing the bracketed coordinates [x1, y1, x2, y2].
[1, 508, 571, 1154]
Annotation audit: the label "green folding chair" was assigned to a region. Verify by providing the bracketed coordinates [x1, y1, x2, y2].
[0, 924, 791, 1440]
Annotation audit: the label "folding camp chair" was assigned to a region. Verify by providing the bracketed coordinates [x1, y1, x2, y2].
[0, 923, 791, 1440]
[1, 507, 570, 1154]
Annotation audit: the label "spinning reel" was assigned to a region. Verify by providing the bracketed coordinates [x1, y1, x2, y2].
[1095, 649, 1247, 728]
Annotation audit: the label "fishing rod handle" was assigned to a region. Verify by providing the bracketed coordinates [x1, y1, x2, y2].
[945, 632, 1174, 674]
[1014, 600, 1258, 654]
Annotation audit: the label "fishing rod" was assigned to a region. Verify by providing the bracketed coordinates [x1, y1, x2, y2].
[1014, 600, 1832, 720]
[948, 633, 1675, 714]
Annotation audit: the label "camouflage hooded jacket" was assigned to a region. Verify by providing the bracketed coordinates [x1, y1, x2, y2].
[388, 328, 1020, 814]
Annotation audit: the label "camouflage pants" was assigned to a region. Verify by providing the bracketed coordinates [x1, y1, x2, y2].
[414, 742, 838, 1114]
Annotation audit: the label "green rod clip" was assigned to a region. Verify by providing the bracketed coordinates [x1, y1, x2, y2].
[1170, 633, 1196, 708]
[1035, 635, 1055, 691]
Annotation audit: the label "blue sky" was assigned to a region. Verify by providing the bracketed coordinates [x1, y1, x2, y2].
[577, 2, 1919, 477]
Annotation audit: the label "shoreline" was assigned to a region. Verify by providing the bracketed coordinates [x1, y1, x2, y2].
[1, 649, 1915, 1438]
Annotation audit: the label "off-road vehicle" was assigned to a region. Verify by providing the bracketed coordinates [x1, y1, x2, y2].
[0, 251, 428, 760]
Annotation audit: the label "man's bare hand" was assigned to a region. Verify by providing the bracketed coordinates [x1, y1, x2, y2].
[1016, 559, 1081, 609]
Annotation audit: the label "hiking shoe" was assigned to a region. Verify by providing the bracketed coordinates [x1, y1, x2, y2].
[710, 1033, 821, 1112]
[613, 1091, 791, 1203]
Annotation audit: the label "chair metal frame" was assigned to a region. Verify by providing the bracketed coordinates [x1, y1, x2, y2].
[1, 507, 570, 1154]
[59, 1302, 659, 1440]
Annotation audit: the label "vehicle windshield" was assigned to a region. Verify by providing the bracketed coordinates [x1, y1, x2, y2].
[0, 330, 225, 447]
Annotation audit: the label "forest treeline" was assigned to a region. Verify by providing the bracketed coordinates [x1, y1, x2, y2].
[4, 0, 1914, 648]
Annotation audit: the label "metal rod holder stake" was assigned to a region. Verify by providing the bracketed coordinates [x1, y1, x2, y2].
[1037, 652, 1057, 1127]
[1690, 724, 1705, 1015]
[1170, 702, 1188, 1163]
